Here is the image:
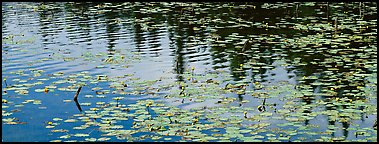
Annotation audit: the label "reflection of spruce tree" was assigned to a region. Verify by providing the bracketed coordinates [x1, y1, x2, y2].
[144, 11, 163, 57]
[325, 104, 336, 138]
[229, 53, 247, 82]
[334, 101, 350, 139]
[284, 44, 327, 77]
[292, 49, 356, 139]
[132, 6, 145, 53]
[284, 37, 371, 101]
[322, 84, 366, 140]
[103, 7, 121, 55]
[166, 8, 185, 82]
[173, 24, 185, 81]
[286, 42, 371, 139]
[37, 8, 49, 43]
[147, 29, 162, 57]
[247, 42, 275, 82]
[233, 38, 272, 82]
[133, 3, 166, 57]
[300, 92, 312, 126]
[38, 3, 65, 44]
[64, 3, 92, 44]
[341, 121, 350, 138]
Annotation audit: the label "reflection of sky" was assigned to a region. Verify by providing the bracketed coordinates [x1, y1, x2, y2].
[2, 2, 377, 142]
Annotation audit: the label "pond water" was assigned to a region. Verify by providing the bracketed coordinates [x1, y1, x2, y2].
[2, 2, 377, 142]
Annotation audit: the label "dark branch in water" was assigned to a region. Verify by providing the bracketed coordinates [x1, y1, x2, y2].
[73, 86, 82, 101]
[74, 99, 83, 112]
[73, 86, 83, 112]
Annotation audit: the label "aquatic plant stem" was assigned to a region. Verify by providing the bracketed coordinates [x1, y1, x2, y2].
[3, 79, 7, 87]
[262, 97, 266, 106]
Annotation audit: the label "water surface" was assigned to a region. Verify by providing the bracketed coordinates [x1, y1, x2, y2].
[2, 2, 377, 142]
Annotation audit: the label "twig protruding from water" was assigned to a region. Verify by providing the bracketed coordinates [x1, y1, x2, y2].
[73, 86, 83, 112]
[73, 86, 82, 101]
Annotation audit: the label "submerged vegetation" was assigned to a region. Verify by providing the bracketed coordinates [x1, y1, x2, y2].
[2, 2, 377, 142]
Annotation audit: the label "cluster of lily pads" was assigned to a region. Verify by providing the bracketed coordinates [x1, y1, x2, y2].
[2, 2, 377, 142]
[36, 64, 375, 142]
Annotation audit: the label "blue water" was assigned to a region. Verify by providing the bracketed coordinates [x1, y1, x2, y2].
[2, 2, 377, 142]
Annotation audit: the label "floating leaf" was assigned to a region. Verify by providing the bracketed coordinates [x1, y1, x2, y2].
[74, 133, 90, 137]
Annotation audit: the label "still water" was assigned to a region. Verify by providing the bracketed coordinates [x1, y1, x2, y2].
[2, 2, 377, 142]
